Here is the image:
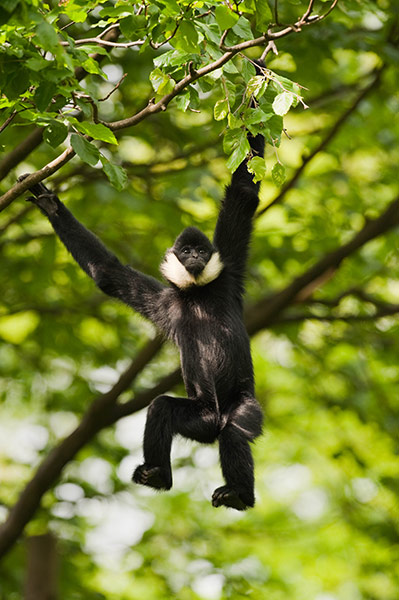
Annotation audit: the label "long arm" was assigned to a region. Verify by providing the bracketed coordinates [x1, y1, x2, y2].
[25, 181, 166, 324]
[213, 133, 264, 282]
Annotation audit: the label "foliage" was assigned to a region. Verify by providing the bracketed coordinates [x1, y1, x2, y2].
[0, 1, 399, 599]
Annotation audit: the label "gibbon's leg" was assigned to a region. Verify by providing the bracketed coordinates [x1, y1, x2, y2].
[133, 395, 220, 491]
[213, 396, 263, 511]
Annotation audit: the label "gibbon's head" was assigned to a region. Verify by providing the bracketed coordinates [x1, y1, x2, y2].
[160, 227, 223, 289]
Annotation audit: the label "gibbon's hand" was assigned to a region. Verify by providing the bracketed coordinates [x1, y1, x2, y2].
[18, 174, 59, 216]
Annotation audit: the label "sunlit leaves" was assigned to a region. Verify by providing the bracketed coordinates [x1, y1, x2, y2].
[63, 0, 89, 23]
[171, 20, 199, 53]
[272, 162, 286, 185]
[214, 98, 229, 121]
[224, 129, 251, 172]
[215, 5, 239, 30]
[246, 75, 268, 100]
[74, 122, 118, 145]
[273, 91, 295, 116]
[248, 155, 267, 182]
[150, 68, 176, 97]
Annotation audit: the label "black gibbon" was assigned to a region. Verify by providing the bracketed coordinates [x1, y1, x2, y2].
[23, 130, 264, 510]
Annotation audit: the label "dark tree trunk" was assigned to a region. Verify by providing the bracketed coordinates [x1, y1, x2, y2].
[25, 534, 57, 600]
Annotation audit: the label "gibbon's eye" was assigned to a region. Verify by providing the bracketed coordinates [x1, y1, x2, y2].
[198, 248, 207, 255]
[181, 247, 191, 254]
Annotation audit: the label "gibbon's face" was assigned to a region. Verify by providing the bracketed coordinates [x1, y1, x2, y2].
[175, 242, 212, 276]
[160, 227, 223, 289]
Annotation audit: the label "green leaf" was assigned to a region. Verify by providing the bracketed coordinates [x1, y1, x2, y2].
[248, 155, 266, 182]
[223, 128, 245, 155]
[268, 114, 284, 145]
[71, 134, 100, 167]
[215, 5, 239, 30]
[172, 20, 198, 53]
[197, 22, 220, 46]
[272, 91, 294, 116]
[149, 68, 175, 96]
[242, 60, 256, 83]
[156, 0, 180, 16]
[175, 91, 190, 112]
[227, 114, 242, 129]
[232, 16, 254, 40]
[246, 75, 267, 100]
[26, 57, 47, 72]
[120, 14, 146, 39]
[64, 1, 88, 22]
[81, 58, 106, 76]
[244, 107, 273, 126]
[188, 86, 200, 110]
[255, 0, 273, 31]
[154, 49, 195, 69]
[101, 157, 128, 191]
[214, 99, 229, 121]
[272, 74, 302, 96]
[35, 21, 59, 51]
[34, 81, 57, 112]
[226, 135, 251, 172]
[2, 0, 20, 13]
[75, 122, 117, 145]
[43, 121, 68, 148]
[272, 162, 286, 185]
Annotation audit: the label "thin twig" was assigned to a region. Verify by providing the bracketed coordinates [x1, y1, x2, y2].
[99, 73, 127, 102]
[60, 37, 144, 48]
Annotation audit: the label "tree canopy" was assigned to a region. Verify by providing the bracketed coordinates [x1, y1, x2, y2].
[0, 1, 398, 599]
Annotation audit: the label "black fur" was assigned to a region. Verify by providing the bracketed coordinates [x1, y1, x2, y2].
[24, 132, 264, 510]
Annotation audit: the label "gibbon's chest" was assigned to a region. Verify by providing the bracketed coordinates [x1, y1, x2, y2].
[165, 288, 238, 347]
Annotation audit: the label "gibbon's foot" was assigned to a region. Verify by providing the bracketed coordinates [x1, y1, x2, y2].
[132, 464, 172, 491]
[211, 486, 251, 511]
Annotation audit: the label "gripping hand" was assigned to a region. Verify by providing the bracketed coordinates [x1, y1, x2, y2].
[18, 174, 59, 217]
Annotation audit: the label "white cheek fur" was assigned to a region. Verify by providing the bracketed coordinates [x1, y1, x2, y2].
[160, 251, 223, 289]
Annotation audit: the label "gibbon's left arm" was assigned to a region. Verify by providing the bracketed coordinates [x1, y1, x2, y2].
[23, 180, 166, 324]
[213, 132, 264, 282]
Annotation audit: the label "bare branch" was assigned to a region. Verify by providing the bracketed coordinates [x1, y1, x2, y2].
[302, 0, 316, 23]
[60, 37, 144, 48]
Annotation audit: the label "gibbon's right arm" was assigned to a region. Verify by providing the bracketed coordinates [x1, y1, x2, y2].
[23, 178, 166, 324]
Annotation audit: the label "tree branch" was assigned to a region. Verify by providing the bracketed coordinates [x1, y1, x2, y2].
[0, 147, 76, 212]
[0, 8, 339, 211]
[0, 26, 120, 184]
